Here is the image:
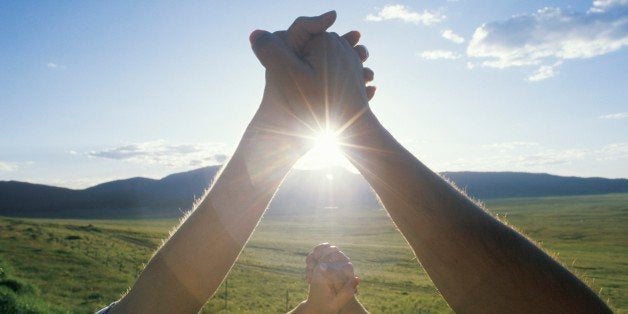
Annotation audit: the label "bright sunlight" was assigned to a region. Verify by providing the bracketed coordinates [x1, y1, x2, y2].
[294, 128, 352, 173]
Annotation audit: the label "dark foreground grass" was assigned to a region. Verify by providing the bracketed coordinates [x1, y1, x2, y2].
[0, 193, 626, 313]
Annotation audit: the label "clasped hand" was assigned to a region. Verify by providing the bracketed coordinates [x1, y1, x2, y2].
[249, 11, 376, 155]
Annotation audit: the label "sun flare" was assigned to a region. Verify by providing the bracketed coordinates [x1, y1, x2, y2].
[294, 128, 351, 171]
[314, 129, 340, 154]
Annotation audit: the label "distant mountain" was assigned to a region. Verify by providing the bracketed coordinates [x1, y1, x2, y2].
[441, 171, 628, 199]
[1, 167, 627, 219]
[0, 166, 220, 219]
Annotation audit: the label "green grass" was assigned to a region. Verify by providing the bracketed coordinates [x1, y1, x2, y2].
[0, 193, 626, 313]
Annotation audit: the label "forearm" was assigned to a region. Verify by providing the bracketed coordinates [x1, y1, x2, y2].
[112, 111, 302, 313]
[343, 111, 610, 313]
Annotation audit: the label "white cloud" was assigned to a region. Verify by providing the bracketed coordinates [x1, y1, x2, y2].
[482, 141, 540, 150]
[46, 62, 66, 70]
[366, 4, 444, 26]
[442, 29, 465, 43]
[598, 112, 628, 119]
[450, 141, 628, 169]
[595, 142, 628, 160]
[481, 142, 587, 166]
[589, 0, 628, 13]
[0, 161, 18, 172]
[419, 50, 461, 60]
[467, 1, 628, 80]
[88, 140, 229, 167]
[527, 61, 563, 81]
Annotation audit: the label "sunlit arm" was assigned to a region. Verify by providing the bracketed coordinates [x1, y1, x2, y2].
[341, 109, 611, 313]
[110, 104, 303, 313]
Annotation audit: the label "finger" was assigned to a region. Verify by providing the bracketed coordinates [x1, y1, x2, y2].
[332, 277, 359, 310]
[320, 263, 346, 293]
[307, 243, 332, 283]
[310, 243, 332, 262]
[341, 30, 360, 46]
[366, 86, 377, 101]
[312, 263, 334, 285]
[341, 262, 355, 279]
[250, 29, 313, 77]
[325, 251, 350, 263]
[354, 45, 369, 62]
[311, 243, 331, 254]
[363, 67, 374, 83]
[313, 245, 341, 262]
[287, 11, 337, 52]
[311, 265, 337, 298]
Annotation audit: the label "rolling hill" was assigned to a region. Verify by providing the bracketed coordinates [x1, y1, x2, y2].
[1, 166, 627, 218]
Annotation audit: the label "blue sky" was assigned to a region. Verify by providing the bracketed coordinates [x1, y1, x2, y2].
[1, 0, 627, 188]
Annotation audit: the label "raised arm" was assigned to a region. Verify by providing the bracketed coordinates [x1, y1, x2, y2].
[110, 12, 349, 313]
[340, 109, 611, 312]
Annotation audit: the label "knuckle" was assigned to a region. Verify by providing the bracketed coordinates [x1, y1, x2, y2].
[291, 16, 308, 28]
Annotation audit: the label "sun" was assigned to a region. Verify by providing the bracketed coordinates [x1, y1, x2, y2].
[314, 129, 340, 154]
[294, 128, 349, 171]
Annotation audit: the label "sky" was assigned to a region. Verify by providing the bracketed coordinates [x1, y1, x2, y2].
[1, 0, 627, 188]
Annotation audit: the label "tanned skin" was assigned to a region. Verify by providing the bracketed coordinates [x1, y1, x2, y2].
[339, 105, 611, 313]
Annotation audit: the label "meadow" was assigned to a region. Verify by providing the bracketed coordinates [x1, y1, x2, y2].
[0, 193, 626, 313]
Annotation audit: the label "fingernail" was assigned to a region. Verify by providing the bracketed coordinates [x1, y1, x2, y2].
[249, 29, 267, 46]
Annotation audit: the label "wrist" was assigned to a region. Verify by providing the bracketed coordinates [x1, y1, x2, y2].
[339, 296, 367, 314]
[295, 300, 335, 314]
[247, 92, 314, 157]
[338, 107, 386, 151]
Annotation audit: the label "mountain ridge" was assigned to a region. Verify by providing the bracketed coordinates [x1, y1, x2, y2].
[1, 166, 627, 219]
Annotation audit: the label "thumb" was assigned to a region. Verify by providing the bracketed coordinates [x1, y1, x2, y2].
[332, 276, 359, 310]
[287, 10, 337, 52]
[250, 30, 307, 73]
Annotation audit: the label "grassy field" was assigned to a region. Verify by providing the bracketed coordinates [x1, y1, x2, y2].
[0, 193, 626, 313]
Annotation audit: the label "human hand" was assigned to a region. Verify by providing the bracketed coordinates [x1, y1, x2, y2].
[249, 11, 376, 153]
[303, 243, 360, 314]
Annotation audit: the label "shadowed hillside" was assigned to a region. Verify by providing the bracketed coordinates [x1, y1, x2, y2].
[1, 167, 627, 219]
[442, 171, 628, 199]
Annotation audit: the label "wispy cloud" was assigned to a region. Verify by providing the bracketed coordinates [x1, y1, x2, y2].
[482, 141, 540, 150]
[0, 161, 18, 172]
[467, 0, 628, 81]
[442, 29, 465, 44]
[595, 142, 628, 160]
[46, 62, 65, 69]
[598, 112, 628, 119]
[441, 141, 628, 171]
[88, 140, 229, 167]
[419, 50, 461, 60]
[589, 0, 628, 13]
[366, 4, 444, 26]
[481, 142, 586, 166]
[527, 61, 563, 82]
